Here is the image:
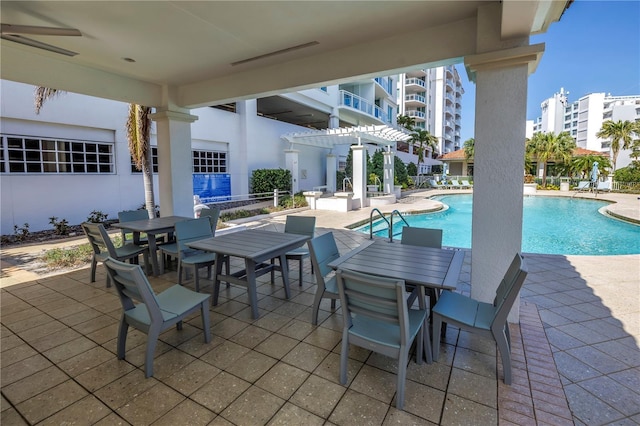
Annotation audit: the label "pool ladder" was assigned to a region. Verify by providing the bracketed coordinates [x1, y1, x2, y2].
[369, 208, 410, 242]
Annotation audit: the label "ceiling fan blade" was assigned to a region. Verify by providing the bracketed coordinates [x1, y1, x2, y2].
[1, 34, 78, 56]
[1, 23, 81, 37]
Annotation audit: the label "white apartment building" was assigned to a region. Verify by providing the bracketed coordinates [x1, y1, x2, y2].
[397, 65, 464, 173]
[0, 77, 404, 234]
[531, 88, 640, 169]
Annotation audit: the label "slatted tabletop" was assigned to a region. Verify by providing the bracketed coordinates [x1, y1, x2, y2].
[329, 240, 464, 291]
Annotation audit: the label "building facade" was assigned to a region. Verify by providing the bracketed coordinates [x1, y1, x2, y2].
[0, 77, 405, 234]
[531, 88, 640, 169]
[397, 65, 464, 173]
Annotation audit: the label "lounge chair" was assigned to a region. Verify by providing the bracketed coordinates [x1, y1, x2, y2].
[450, 179, 464, 189]
[573, 181, 590, 192]
[461, 180, 473, 189]
[597, 181, 611, 192]
[429, 179, 449, 190]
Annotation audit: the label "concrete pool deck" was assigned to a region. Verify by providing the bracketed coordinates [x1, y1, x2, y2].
[1, 189, 638, 425]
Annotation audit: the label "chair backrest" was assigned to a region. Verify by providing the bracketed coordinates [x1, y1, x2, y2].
[451, 179, 460, 186]
[492, 253, 528, 327]
[284, 215, 316, 238]
[104, 257, 162, 323]
[118, 209, 149, 242]
[577, 181, 589, 189]
[308, 232, 340, 286]
[82, 222, 118, 258]
[400, 227, 442, 248]
[597, 181, 610, 190]
[199, 207, 221, 235]
[429, 179, 438, 187]
[175, 217, 214, 254]
[336, 268, 409, 346]
[462, 180, 471, 186]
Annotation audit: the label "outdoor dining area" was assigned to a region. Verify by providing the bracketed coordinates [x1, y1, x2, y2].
[3, 208, 594, 425]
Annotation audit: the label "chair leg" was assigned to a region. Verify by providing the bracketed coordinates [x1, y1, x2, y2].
[177, 261, 183, 286]
[339, 329, 350, 385]
[311, 289, 324, 326]
[144, 326, 161, 378]
[494, 329, 512, 384]
[201, 301, 211, 343]
[299, 258, 303, 286]
[432, 314, 442, 362]
[194, 266, 200, 293]
[225, 257, 230, 288]
[117, 317, 129, 360]
[422, 317, 433, 364]
[90, 255, 97, 282]
[396, 346, 409, 409]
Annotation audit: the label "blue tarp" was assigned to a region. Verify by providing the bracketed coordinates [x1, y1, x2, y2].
[193, 174, 231, 203]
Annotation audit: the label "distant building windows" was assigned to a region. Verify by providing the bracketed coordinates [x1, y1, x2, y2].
[193, 150, 227, 173]
[1, 135, 114, 174]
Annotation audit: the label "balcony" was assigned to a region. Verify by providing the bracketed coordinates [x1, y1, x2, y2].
[444, 119, 454, 129]
[405, 94, 426, 107]
[339, 90, 387, 123]
[374, 77, 394, 96]
[406, 110, 426, 120]
[405, 77, 426, 89]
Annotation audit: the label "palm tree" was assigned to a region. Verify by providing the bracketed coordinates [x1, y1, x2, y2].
[408, 128, 438, 175]
[525, 131, 576, 187]
[35, 87, 157, 219]
[397, 114, 416, 131]
[596, 120, 638, 172]
[463, 138, 475, 160]
[571, 154, 611, 180]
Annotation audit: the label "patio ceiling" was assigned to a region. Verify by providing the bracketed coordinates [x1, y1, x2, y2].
[0, 1, 569, 109]
[282, 125, 411, 149]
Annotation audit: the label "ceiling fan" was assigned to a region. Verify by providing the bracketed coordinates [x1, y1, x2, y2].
[1, 23, 81, 57]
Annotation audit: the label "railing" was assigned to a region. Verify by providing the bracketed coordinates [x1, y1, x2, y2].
[405, 77, 426, 88]
[405, 94, 426, 103]
[374, 77, 394, 95]
[339, 90, 386, 123]
[369, 208, 392, 241]
[390, 210, 410, 239]
[342, 177, 352, 192]
[406, 110, 426, 119]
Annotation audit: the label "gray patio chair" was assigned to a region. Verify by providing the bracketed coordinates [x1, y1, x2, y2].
[432, 253, 528, 384]
[199, 207, 221, 233]
[450, 179, 464, 189]
[401, 226, 443, 309]
[81, 222, 149, 287]
[103, 257, 211, 378]
[308, 232, 341, 325]
[336, 268, 429, 409]
[175, 217, 219, 292]
[271, 215, 316, 285]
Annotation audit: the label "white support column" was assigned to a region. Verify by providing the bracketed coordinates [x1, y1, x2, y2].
[150, 108, 198, 218]
[236, 100, 255, 197]
[466, 41, 543, 322]
[383, 150, 394, 194]
[285, 149, 299, 194]
[351, 144, 368, 209]
[326, 153, 337, 193]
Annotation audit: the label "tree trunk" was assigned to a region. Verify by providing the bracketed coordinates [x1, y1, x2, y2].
[142, 145, 156, 218]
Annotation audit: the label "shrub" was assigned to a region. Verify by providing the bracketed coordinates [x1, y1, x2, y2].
[278, 193, 308, 209]
[251, 169, 291, 194]
[87, 210, 108, 223]
[49, 217, 70, 235]
[614, 163, 640, 183]
[407, 162, 418, 177]
[13, 223, 30, 241]
[41, 244, 94, 269]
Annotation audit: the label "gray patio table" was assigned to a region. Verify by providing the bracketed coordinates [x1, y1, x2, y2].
[328, 239, 464, 310]
[187, 229, 309, 319]
[111, 215, 192, 276]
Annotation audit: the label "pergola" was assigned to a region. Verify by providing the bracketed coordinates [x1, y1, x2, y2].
[282, 125, 411, 201]
[0, 0, 572, 320]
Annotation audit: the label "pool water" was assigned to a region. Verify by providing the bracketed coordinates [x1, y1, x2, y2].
[361, 195, 640, 255]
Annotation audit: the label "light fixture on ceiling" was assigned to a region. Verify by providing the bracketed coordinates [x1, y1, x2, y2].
[1, 23, 81, 57]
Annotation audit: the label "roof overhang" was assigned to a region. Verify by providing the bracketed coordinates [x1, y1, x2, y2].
[282, 125, 411, 150]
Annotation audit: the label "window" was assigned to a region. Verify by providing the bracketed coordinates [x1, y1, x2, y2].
[131, 147, 158, 173]
[193, 150, 227, 173]
[1, 135, 113, 174]
[320, 86, 328, 92]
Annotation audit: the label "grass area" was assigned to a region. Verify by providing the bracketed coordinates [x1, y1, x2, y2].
[41, 235, 123, 269]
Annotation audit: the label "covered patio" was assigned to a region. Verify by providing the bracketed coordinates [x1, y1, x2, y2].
[2, 201, 638, 424]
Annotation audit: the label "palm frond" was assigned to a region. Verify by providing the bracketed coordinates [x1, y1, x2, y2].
[34, 87, 64, 114]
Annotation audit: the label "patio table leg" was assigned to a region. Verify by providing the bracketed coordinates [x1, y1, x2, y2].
[146, 232, 160, 276]
[245, 258, 260, 319]
[278, 254, 291, 299]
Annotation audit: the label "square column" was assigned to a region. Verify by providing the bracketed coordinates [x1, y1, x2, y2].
[150, 108, 198, 218]
[351, 144, 368, 209]
[383, 150, 394, 194]
[326, 153, 337, 193]
[285, 149, 299, 194]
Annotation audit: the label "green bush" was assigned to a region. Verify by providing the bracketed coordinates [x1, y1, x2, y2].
[251, 168, 292, 194]
[278, 193, 308, 209]
[614, 163, 640, 183]
[49, 216, 70, 235]
[87, 210, 108, 223]
[407, 162, 417, 177]
[394, 156, 408, 186]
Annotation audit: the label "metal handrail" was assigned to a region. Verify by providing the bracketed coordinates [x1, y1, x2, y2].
[390, 210, 410, 240]
[342, 177, 352, 192]
[369, 208, 392, 241]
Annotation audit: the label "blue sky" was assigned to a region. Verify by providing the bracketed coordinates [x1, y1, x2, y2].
[456, 0, 640, 142]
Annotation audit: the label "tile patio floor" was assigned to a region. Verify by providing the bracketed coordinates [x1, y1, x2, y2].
[1, 192, 639, 425]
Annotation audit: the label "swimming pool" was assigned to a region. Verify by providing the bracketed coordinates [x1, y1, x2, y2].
[360, 195, 640, 255]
